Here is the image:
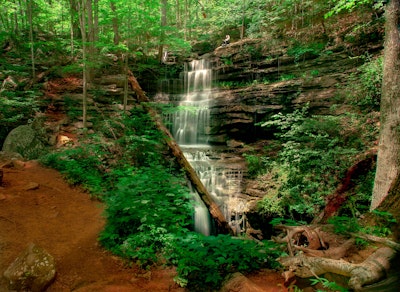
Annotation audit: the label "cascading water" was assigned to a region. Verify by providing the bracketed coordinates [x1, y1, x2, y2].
[171, 59, 212, 145]
[167, 59, 246, 235]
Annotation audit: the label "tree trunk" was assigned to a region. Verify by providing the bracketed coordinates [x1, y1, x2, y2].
[82, 0, 96, 82]
[69, 0, 76, 58]
[371, 0, 400, 210]
[175, 0, 181, 28]
[110, 2, 119, 45]
[27, 0, 35, 82]
[78, 0, 88, 128]
[123, 55, 128, 112]
[127, 71, 233, 235]
[158, 0, 167, 63]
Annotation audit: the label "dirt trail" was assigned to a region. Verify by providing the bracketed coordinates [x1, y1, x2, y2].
[0, 161, 286, 291]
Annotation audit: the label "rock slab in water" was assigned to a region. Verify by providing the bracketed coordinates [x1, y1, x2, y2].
[3, 243, 56, 292]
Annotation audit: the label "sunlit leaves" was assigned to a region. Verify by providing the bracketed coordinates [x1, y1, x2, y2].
[325, 0, 380, 18]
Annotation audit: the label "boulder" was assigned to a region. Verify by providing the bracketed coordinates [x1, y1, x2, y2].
[2, 125, 46, 159]
[3, 243, 56, 292]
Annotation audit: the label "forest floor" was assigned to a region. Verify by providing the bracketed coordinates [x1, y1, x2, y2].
[0, 161, 287, 292]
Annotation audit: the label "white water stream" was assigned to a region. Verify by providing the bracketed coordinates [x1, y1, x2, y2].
[166, 59, 246, 235]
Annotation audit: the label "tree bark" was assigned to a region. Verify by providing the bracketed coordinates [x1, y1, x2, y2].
[127, 71, 233, 235]
[371, 0, 400, 210]
[78, 0, 88, 128]
[27, 0, 35, 82]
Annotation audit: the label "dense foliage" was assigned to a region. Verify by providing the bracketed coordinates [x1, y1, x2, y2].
[252, 96, 379, 221]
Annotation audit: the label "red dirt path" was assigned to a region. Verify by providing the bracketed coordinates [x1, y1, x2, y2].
[0, 161, 286, 292]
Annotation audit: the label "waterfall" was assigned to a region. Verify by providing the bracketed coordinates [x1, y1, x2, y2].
[171, 59, 212, 145]
[167, 59, 245, 236]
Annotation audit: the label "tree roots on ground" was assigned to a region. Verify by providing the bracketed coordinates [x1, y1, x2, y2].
[273, 224, 398, 291]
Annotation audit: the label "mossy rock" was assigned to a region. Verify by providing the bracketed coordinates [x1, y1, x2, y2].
[3, 243, 56, 292]
[2, 125, 47, 159]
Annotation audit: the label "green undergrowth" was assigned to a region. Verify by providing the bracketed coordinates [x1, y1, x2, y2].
[328, 211, 397, 246]
[40, 105, 283, 290]
[250, 103, 378, 222]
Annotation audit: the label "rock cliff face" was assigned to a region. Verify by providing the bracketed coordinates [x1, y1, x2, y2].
[150, 36, 382, 145]
[199, 39, 382, 144]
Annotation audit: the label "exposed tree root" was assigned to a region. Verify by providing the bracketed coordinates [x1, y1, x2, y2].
[295, 238, 355, 260]
[279, 247, 396, 291]
[273, 224, 398, 290]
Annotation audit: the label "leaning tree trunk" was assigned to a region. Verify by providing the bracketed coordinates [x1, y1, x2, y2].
[127, 71, 233, 235]
[371, 0, 400, 210]
[313, 152, 376, 224]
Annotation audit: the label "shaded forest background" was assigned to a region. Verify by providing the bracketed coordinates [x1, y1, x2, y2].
[1, 0, 399, 291]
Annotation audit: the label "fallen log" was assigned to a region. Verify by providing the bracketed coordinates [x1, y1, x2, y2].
[279, 246, 396, 291]
[127, 71, 233, 235]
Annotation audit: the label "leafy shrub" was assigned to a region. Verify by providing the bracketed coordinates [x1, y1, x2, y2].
[362, 210, 397, 237]
[329, 212, 396, 239]
[280, 73, 296, 81]
[166, 233, 282, 291]
[258, 105, 365, 219]
[345, 56, 383, 112]
[257, 194, 284, 218]
[40, 144, 106, 194]
[243, 153, 270, 178]
[99, 165, 193, 260]
[310, 277, 349, 292]
[287, 42, 325, 62]
[328, 216, 361, 234]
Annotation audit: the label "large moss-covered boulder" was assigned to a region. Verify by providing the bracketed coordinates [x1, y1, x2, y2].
[2, 125, 46, 159]
[3, 243, 56, 292]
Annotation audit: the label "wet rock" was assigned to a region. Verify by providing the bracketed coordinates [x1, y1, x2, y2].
[3, 243, 56, 292]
